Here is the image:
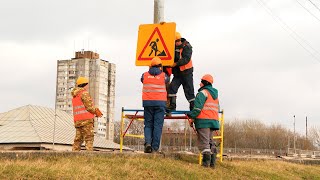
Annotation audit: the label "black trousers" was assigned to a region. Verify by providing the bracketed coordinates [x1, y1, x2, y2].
[168, 73, 195, 102]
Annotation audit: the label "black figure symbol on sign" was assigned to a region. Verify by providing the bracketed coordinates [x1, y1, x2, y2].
[148, 38, 167, 57]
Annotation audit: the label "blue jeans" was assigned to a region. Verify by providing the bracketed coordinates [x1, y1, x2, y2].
[144, 106, 165, 151]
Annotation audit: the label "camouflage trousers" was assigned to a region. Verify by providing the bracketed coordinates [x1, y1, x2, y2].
[72, 119, 94, 151]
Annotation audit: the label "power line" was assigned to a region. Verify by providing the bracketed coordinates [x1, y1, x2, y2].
[295, 0, 320, 22]
[256, 0, 320, 63]
[307, 0, 320, 12]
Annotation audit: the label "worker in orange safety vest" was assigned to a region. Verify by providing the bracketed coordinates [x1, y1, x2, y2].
[71, 76, 103, 151]
[187, 74, 220, 168]
[141, 57, 169, 153]
[167, 32, 195, 115]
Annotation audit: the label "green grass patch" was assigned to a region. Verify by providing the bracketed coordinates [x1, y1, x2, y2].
[0, 153, 319, 179]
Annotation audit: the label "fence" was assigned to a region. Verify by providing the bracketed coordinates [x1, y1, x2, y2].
[126, 145, 320, 159]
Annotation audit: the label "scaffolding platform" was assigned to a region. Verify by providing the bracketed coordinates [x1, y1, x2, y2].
[119, 108, 224, 163]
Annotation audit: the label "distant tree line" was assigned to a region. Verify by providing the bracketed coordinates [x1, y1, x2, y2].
[114, 118, 318, 150]
[224, 119, 315, 150]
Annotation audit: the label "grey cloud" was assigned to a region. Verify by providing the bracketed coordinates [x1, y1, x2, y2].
[0, 0, 153, 42]
[0, 0, 254, 42]
[1, 0, 320, 134]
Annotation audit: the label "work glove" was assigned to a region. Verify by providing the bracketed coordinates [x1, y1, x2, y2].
[95, 108, 103, 117]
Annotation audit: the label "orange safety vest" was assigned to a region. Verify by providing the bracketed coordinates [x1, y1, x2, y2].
[197, 89, 219, 120]
[72, 90, 95, 122]
[179, 45, 193, 71]
[142, 72, 167, 101]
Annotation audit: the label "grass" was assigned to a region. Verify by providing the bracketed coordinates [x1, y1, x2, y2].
[0, 152, 319, 179]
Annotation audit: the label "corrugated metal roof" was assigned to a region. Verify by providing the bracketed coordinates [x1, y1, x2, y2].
[0, 105, 128, 150]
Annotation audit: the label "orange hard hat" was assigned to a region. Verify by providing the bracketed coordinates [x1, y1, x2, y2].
[150, 57, 162, 66]
[201, 74, 214, 84]
[175, 32, 182, 40]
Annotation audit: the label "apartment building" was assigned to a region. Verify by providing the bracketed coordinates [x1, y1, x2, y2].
[56, 50, 116, 141]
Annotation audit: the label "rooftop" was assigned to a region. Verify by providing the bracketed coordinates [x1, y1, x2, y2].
[0, 105, 128, 151]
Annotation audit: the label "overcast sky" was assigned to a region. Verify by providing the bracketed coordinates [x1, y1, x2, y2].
[1, 0, 320, 135]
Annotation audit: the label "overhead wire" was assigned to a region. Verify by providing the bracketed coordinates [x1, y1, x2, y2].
[255, 0, 320, 63]
[307, 0, 320, 12]
[295, 0, 320, 22]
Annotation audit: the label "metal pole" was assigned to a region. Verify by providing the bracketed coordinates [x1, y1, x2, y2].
[306, 116, 308, 139]
[154, 0, 164, 24]
[120, 107, 124, 152]
[287, 135, 290, 153]
[53, 61, 59, 150]
[189, 124, 192, 151]
[293, 115, 296, 154]
[184, 120, 187, 151]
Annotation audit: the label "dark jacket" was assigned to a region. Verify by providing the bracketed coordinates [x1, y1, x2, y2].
[172, 38, 193, 75]
[188, 85, 220, 130]
[141, 67, 169, 107]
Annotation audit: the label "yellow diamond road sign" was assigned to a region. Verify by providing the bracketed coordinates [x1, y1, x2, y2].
[136, 22, 176, 66]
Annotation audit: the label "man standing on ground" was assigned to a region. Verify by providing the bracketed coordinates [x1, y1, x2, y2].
[167, 32, 195, 113]
[71, 77, 103, 151]
[141, 57, 169, 153]
[187, 74, 220, 168]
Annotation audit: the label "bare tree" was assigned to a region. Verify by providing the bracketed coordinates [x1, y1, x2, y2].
[114, 119, 144, 145]
[310, 126, 320, 149]
[114, 121, 121, 143]
[223, 119, 316, 150]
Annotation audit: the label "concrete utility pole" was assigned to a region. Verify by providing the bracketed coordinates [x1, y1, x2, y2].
[154, 0, 164, 150]
[154, 0, 164, 23]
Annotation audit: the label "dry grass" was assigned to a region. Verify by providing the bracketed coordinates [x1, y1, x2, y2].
[0, 153, 319, 180]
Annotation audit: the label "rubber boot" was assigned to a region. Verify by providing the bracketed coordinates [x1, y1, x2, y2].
[189, 101, 194, 111]
[210, 153, 217, 168]
[202, 152, 211, 167]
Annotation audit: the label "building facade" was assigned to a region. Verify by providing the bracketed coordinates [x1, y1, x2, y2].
[56, 50, 116, 140]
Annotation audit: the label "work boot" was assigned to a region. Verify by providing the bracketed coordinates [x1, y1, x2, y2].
[202, 152, 211, 167]
[169, 97, 177, 111]
[144, 144, 152, 153]
[165, 107, 172, 117]
[166, 97, 176, 116]
[189, 101, 194, 111]
[210, 153, 217, 168]
[166, 97, 170, 108]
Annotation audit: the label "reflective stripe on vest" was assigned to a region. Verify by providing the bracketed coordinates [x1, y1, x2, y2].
[72, 90, 95, 122]
[142, 72, 167, 101]
[179, 46, 193, 71]
[197, 89, 219, 120]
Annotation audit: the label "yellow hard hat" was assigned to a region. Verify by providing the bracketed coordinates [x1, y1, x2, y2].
[150, 57, 162, 66]
[201, 74, 214, 84]
[175, 32, 182, 40]
[76, 77, 89, 85]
